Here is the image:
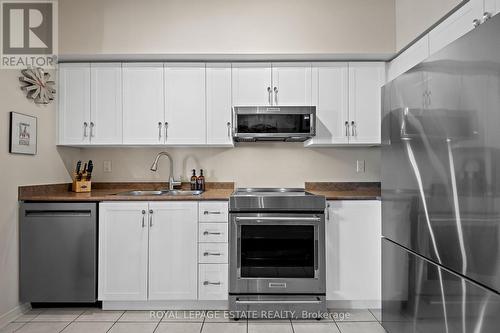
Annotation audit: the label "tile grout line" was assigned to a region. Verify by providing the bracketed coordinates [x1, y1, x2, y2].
[105, 310, 126, 333]
[58, 309, 85, 333]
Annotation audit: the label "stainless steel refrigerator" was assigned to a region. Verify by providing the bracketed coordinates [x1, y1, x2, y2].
[381, 14, 500, 333]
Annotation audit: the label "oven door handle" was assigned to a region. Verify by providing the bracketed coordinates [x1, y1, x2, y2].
[235, 217, 321, 222]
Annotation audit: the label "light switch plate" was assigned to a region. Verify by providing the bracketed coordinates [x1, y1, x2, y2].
[356, 160, 365, 173]
[103, 160, 112, 173]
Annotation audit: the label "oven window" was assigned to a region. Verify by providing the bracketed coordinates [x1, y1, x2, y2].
[240, 225, 315, 278]
[236, 114, 311, 134]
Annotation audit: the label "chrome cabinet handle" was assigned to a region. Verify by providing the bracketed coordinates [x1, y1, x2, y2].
[203, 231, 222, 235]
[227, 122, 231, 137]
[204, 211, 221, 215]
[158, 122, 162, 140]
[149, 209, 153, 227]
[164, 122, 168, 139]
[473, 18, 481, 27]
[203, 252, 222, 256]
[141, 210, 146, 228]
[273, 87, 278, 105]
[83, 122, 88, 137]
[483, 12, 492, 22]
[267, 87, 272, 105]
[89, 122, 95, 137]
[344, 121, 349, 137]
[203, 281, 221, 286]
[351, 121, 356, 137]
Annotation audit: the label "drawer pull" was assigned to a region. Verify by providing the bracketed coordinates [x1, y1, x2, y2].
[203, 231, 222, 235]
[203, 252, 222, 256]
[204, 211, 222, 215]
[203, 281, 221, 286]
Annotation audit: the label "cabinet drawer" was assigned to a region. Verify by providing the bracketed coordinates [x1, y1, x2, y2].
[198, 264, 228, 300]
[198, 202, 228, 222]
[198, 223, 228, 243]
[198, 243, 228, 264]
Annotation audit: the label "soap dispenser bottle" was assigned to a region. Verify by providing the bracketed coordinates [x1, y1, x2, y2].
[197, 169, 205, 191]
[190, 169, 197, 190]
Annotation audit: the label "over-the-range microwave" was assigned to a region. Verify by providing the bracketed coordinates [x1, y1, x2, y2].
[232, 106, 316, 142]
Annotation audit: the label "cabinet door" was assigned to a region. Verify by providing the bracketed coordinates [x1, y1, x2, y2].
[484, 0, 500, 16]
[98, 202, 149, 301]
[305, 63, 349, 146]
[348, 62, 386, 145]
[122, 63, 164, 144]
[58, 63, 90, 145]
[326, 200, 381, 304]
[164, 63, 206, 145]
[206, 64, 233, 146]
[271, 63, 312, 106]
[232, 63, 272, 106]
[148, 202, 198, 300]
[429, 0, 483, 55]
[90, 63, 122, 144]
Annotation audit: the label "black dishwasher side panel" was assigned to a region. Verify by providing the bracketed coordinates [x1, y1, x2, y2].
[20, 202, 97, 303]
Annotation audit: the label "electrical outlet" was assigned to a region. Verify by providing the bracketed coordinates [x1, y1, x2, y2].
[356, 160, 365, 173]
[103, 160, 112, 173]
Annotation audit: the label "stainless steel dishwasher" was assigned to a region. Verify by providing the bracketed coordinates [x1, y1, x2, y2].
[20, 202, 97, 303]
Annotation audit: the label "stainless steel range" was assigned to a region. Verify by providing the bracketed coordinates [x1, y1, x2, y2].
[229, 188, 326, 319]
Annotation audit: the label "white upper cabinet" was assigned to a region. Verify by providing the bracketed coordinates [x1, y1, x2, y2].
[271, 63, 312, 105]
[429, 0, 484, 55]
[484, 0, 500, 16]
[305, 63, 349, 146]
[164, 63, 206, 145]
[58, 63, 90, 145]
[348, 62, 386, 145]
[232, 63, 272, 106]
[90, 63, 123, 144]
[98, 202, 149, 301]
[122, 63, 164, 145]
[148, 202, 198, 300]
[206, 64, 233, 146]
[326, 200, 381, 304]
[306, 62, 384, 146]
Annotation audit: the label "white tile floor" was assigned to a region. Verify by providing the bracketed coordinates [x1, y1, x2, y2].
[0, 308, 386, 333]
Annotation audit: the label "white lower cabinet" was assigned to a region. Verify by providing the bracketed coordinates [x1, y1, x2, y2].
[198, 264, 229, 300]
[326, 200, 381, 304]
[98, 201, 198, 301]
[98, 202, 149, 301]
[148, 202, 198, 300]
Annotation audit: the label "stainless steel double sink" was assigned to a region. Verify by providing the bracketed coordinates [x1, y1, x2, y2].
[115, 190, 203, 196]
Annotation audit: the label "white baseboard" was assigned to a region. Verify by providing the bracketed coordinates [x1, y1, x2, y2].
[0, 303, 31, 329]
[102, 301, 228, 311]
[327, 300, 381, 309]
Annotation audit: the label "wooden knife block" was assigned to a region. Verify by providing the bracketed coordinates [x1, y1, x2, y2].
[72, 172, 91, 193]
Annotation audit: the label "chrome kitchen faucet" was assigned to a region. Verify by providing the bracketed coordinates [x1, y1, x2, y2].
[150, 152, 182, 191]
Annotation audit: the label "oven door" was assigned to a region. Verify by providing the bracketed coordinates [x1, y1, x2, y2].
[229, 213, 325, 294]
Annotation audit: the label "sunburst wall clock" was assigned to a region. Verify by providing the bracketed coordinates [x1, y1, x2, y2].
[19, 67, 56, 104]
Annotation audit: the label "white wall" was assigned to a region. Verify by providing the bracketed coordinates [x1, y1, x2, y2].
[395, 0, 462, 51]
[0, 69, 77, 323]
[77, 145, 381, 187]
[59, 0, 395, 56]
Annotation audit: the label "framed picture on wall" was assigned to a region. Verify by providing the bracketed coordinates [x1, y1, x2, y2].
[9, 112, 37, 155]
